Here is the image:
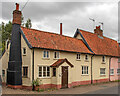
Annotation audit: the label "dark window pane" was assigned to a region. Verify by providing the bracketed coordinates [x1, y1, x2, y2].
[23, 67, 28, 77]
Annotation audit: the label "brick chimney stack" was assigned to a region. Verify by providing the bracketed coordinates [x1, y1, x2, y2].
[94, 25, 103, 36]
[13, 3, 22, 25]
[60, 23, 62, 35]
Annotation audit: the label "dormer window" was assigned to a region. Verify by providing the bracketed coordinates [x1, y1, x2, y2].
[76, 53, 81, 60]
[102, 56, 105, 63]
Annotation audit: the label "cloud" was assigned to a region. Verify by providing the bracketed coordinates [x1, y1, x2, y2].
[1, 2, 118, 40]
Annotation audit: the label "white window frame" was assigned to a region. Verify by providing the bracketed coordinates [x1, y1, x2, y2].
[23, 47, 26, 55]
[100, 68, 106, 75]
[82, 66, 88, 75]
[38, 66, 50, 78]
[43, 50, 50, 58]
[54, 51, 59, 59]
[110, 69, 114, 75]
[85, 54, 89, 61]
[76, 53, 81, 60]
[117, 69, 120, 75]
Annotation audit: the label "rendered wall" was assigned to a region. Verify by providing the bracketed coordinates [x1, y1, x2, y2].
[110, 57, 119, 81]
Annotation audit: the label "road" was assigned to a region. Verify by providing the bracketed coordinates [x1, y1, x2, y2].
[86, 85, 119, 94]
[2, 82, 119, 95]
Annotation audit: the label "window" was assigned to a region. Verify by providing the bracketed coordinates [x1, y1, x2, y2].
[100, 68, 106, 75]
[118, 58, 120, 63]
[102, 56, 105, 63]
[43, 50, 49, 58]
[85, 55, 88, 61]
[82, 66, 88, 75]
[54, 52, 59, 59]
[110, 69, 114, 75]
[23, 48, 26, 55]
[38, 66, 50, 77]
[23, 67, 28, 77]
[117, 69, 120, 75]
[53, 68, 56, 77]
[76, 53, 81, 60]
[2, 70, 5, 77]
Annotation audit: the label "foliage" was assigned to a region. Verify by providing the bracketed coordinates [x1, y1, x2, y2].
[25, 18, 32, 29]
[1, 17, 32, 54]
[32, 78, 40, 86]
[1, 21, 12, 53]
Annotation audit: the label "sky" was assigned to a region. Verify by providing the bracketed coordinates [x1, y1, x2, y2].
[0, 0, 119, 41]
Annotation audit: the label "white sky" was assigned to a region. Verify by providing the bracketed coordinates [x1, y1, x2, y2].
[0, 0, 119, 41]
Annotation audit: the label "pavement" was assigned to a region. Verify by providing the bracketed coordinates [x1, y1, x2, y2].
[2, 82, 119, 95]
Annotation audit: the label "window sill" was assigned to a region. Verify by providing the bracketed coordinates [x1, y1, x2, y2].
[85, 60, 89, 62]
[23, 54, 26, 56]
[76, 59, 81, 61]
[53, 58, 59, 60]
[110, 74, 114, 76]
[81, 74, 89, 76]
[100, 75, 106, 77]
[42, 58, 50, 60]
[101, 62, 106, 64]
[37, 77, 51, 79]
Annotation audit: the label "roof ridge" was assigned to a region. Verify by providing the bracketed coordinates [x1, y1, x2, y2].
[79, 28, 117, 42]
[21, 26, 83, 41]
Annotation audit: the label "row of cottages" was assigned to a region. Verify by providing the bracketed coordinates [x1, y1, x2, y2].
[1, 3, 120, 90]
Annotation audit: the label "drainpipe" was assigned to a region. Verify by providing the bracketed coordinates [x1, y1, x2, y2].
[32, 48, 34, 82]
[109, 57, 112, 82]
[91, 55, 94, 84]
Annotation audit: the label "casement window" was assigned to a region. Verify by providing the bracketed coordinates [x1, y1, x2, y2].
[53, 68, 56, 77]
[100, 68, 106, 75]
[102, 56, 105, 63]
[110, 69, 114, 75]
[38, 66, 50, 77]
[54, 51, 59, 59]
[117, 69, 120, 75]
[23, 47, 26, 55]
[82, 66, 88, 75]
[2, 70, 5, 77]
[118, 58, 120, 63]
[43, 50, 49, 58]
[23, 67, 28, 77]
[76, 53, 81, 60]
[85, 54, 88, 61]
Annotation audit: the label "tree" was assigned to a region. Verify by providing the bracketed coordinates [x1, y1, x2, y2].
[25, 18, 32, 29]
[21, 15, 24, 27]
[1, 17, 32, 52]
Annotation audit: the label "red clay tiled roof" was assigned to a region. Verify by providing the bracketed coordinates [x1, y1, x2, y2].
[21, 27, 92, 54]
[50, 58, 74, 67]
[79, 29, 119, 57]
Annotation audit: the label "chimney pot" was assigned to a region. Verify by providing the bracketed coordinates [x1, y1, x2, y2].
[16, 3, 19, 11]
[13, 3, 21, 25]
[60, 23, 62, 35]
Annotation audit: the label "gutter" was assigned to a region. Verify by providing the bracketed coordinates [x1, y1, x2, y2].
[91, 54, 95, 84]
[32, 48, 34, 82]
